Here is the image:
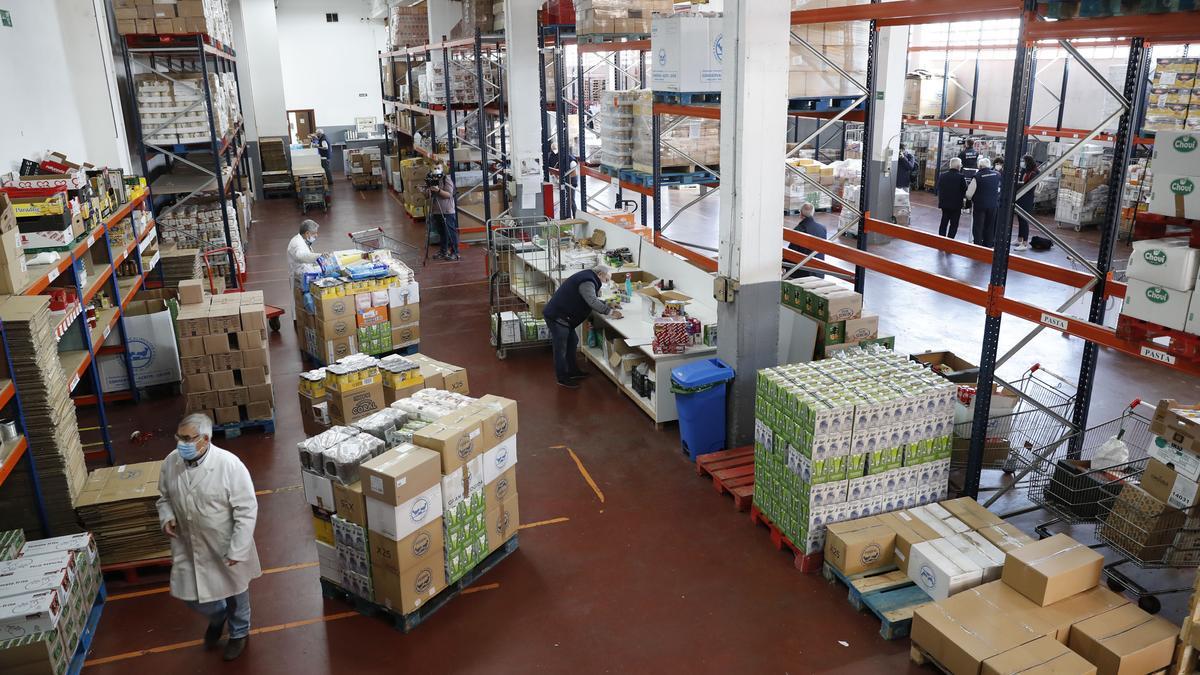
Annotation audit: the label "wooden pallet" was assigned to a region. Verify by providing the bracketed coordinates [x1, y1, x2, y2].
[321, 535, 518, 633]
[749, 504, 824, 573]
[695, 446, 754, 511]
[101, 556, 171, 583]
[823, 563, 932, 640]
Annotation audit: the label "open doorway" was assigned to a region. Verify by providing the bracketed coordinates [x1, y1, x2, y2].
[288, 109, 316, 144]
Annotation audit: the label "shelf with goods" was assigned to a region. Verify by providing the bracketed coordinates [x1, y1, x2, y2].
[122, 32, 248, 291]
[0, 316, 42, 535]
[379, 31, 509, 237]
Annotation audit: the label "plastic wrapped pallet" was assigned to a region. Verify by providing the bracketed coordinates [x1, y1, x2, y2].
[388, 4, 429, 50]
[572, 0, 673, 36]
[298, 426, 361, 476]
[788, 0, 871, 99]
[630, 89, 720, 174]
[322, 434, 386, 486]
[599, 90, 636, 169]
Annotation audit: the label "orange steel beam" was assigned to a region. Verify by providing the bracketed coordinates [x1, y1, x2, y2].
[578, 40, 650, 53]
[1024, 12, 1200, 42]
[654, 234, 718, 272]
[907, 38, 1134, 52]
[861, 218, 1126, 298]
[782, 248, 855, 279]
[791, 0, 1020, 26]
[653, 102, 721, 120]
[785, 229, 990, 306]
[902, 115, 1155, 145]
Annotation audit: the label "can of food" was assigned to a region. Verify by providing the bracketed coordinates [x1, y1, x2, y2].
[0, 420, 17, 442]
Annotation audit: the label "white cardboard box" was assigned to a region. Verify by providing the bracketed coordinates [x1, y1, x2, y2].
[1188, 292, 1200, 335]
[1151, 130, 1200, 175]
[908, 539, 983, 601]
[365, 483, 443, 541]
[0, 589, 61, 636]
[1149, 173, 1200, 219]
[302, 470, 335, 511]
[483, 434, 517, 484]
[1122, 278, 1193, 330]
[651, 13, 724, 93]
[99, 299, 183, 391]
[1149, 434, 1200, 482]
[1128, 237, 1200, 291]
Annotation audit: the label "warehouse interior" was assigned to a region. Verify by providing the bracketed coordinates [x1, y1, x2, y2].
[2, 1, 1200, 674]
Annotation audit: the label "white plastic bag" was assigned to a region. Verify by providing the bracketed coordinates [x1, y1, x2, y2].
[1092, 435, 1130, 470]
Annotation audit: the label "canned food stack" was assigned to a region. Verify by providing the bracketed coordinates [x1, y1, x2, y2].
[1144, 57, 1199, 133]
[598, 90, 635, 170]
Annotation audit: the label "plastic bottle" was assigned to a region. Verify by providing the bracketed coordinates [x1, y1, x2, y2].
[624, 276, 633, 299]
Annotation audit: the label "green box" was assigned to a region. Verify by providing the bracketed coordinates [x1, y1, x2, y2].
[810, 456, 846, 485]
[847, 452, 868, 479]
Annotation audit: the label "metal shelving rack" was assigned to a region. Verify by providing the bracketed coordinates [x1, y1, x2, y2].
[121, 33, 246, 290]
[0, 320, 45, 535]
[380, 32, 510, 239]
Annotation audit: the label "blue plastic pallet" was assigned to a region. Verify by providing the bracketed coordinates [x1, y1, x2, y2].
[654, 91, 720, 105]
[67, 582, 107, 675]
[214, 418, 276, 439]
[320, 535, 518, 633]
[822, 563, 932, 640]
[619, 168, 718, 188]
[788, 95, 868, 113]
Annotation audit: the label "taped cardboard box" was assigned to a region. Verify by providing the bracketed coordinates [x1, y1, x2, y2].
[1067, 603, 1176, 675]
[1140, 457, 1200, 509]
[981, 635, 1097, 675]
[1001, 533, 1103, 607]
[1098, 483, 1186, 562]
[911, 591, 1044, 675]
[975, 522, 1035, 553]
[1035, 586, 1129, 643]
[908, 537, 983, 600]
[370, 557, 446, 614]
[939, 497, 1004, 531]
[367, 518, 444, 574]
[824, 515, 896, 575]
[357, 447, 440, 507]
[877, 510, 939, 573]
[1150, 399, 1200, 455]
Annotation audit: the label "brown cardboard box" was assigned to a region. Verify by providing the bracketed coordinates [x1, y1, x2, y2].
[176, 0, 205, 17]
[1099, 483, 1187, 562]
[217, 387, 249, 407]
[317, 316, 356, 340]
[1002, 533, 1103, 607]
[981, 635, 1097, 675]
[203, 333, 230, 355]
[214, 406, 240, 425]
[392, 324, 420, 346]
[327, 380, 385, 426]
[475, 394, 518, 447]
[975, 522, 1035, 553]
[313, 295, 354, 322]
[408, 354, 469, 394]
[240, 366, 268, 386]
[370, 559, 446, 614]
[299, 391, 328, 437]
[114, 7, 139, 19]
[183, 372, 210, 392]
[135, 18, 154, 34]
[413, 411, 486, 473]
[485, 493, 520, 552]
[1151, 399, 1200, 455]
[824, 516, 896, 575]
[940, 498, 1003, 531]
[180, 355, 211, 375]
[208, 305, 241, 334]
[1068, 604, 1176, 675]
[245, 401, 272, 421]
[178, 336, 205, 358]
[332, 481, 366, 528]
[358, 447, 440, 506]
[209, 370, 235, 391]
[368, 519, 445, 573]
[912, 591, 1044, 675]
[186, 391, 219, 412]
[384, 381, 424, 405]
[1140, 457, 1200, 509]
[235, 330, 263, 351]
[184, 16, 209, 33]
[177, 280, 204, 305]
[962, 582, 1059, 640]
[484, 466, 517, 512]
[175, 305, 210, 336]
[878, 511, 940, 573]
[241, 348, 269, 370]
[211, 352, 244, 371]
[247, 382, 274, 405]
[1035, 586, 1129, 643]
[389, 303, 420, 326]
[240, 305, 267, 332]
[313, 335, 357, 365]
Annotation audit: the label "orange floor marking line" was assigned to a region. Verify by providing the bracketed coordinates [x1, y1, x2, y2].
[255, 484, 302, 496]
[107, 562, 318, 602]
[84, 612, 358, 666]
[519, 517, 570, 530]
[566, 447, 605, 504]
[461, 582, 500, 595]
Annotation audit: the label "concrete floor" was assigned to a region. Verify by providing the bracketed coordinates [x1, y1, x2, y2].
[79, 177, 1196, 673]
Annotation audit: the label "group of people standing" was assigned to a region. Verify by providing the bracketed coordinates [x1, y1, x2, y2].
[933, 139, 1040, 251]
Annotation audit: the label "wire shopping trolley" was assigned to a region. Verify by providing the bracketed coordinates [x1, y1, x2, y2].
[348, 227, 420, 267]
[486, 215, 563, 359]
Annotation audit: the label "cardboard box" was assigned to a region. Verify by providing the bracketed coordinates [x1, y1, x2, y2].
[413, 413, 486, 474]
[327, 380, 386, 426]
[650, 13, 723, 93]
[1149, 173, 1200, 220]
[824, 515, 896, 575]
[392, 324, 420, 346]
[241, 348, 269, 370]
[1151, 399, 1200, 456]
[208, 305, 241, 334]
[178, 336, 205, 358]
[202, 333, 230, 355]
[485, 493, 519, 552]
[301, 470, 335, 512]
[389, 303, 420, 326]
[312, 514, 334, 546]
[247, 382, 273, 405]
[177, 279, 204, 305]
[911, 591, 1044, 675]
[940, 497, 1003, 531]
[98, 299, 183, 390]
[240, 305, 267, 332]
[981, 635, 1097, 675]
[214, 405, 240, 425]
[183, 372, 210, 392]
[485, 466, 518, 512]
[246, 401, 273, 421]
[481, 435, 517, 485]
[975, 522, 1035, 553]
[476, 394, 518, 446]
[1099, 483, 1187, 562]
[364, 482, 443, 542]
[313, 294, 354, 322]
[1148, 434, 1200, 481]
[1151, 129, 1200, 176]
[1128, 237, 1200, 291]
[367, 518, 445, 573]
[370, 558, 446, 614]
[1068, 604, 1176, 675]
[908, 538, 983, 600]
[1036, 586, 1129, 643]
[1141, 457, 1200, 509]
[0, 589, 61, 636]
[358, 447, 441, 506]
[1002, 533, 1103, 607]
[175, 305, 210, 337]
[878, 511, 940, 573]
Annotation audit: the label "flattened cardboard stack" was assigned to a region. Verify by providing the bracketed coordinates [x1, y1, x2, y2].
[75, 461, 171, 564]
[158, 245, 203, 290]
[175, 286, 275, 426]
[0, 296, 87, 535]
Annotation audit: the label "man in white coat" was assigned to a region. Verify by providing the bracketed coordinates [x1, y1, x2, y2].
[157, 413, 261, 661]
[287, 219, 322, 277]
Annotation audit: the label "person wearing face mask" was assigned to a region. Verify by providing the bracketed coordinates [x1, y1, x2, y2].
[157, 413, 261, 661]
[287, 219, 322, 277]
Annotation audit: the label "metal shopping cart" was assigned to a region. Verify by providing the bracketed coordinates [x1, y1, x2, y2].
[297, 175, 327, 214]
[487, 215, 564, 359]
[348, 227, 420, 268]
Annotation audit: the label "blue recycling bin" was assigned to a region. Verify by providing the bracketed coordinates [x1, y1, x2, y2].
[671, 358, 735, 462]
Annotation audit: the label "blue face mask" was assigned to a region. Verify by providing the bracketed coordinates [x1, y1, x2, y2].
[177, 441, 200, 461]
[304, 235, 317, 246]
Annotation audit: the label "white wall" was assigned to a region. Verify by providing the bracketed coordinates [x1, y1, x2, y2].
[231, 0, 289, 139]
[0, 0, 129, 172]
[276, 0, 389, 130]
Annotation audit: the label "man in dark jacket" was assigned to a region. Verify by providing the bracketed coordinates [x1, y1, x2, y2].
[958, 138, 979, 170]
[936, 157, 968, 239]
[966, 157, 1002, 247]
[896, 144, 916, 192]
[786, 202, 827, 278]
[542, 264, 622, 389]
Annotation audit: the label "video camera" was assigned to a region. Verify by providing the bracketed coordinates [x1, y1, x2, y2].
[424, 173, 442, 188]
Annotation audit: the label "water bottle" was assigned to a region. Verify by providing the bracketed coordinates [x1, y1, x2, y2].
[624, 276, 633, 299]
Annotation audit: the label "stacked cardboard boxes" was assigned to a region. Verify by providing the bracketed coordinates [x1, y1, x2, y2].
[599, 90, 636, 170]
[398, 158, 433, 218]
[0, 194, 26, 294]
[1144, 57, 1199, 132]
[788, 0, 870, 98]
[419, 53, 478, 107]
[133, 71, 240, 145]
[157, 198, 245, 281]
[388, 4, 429, 50]
[573, 0, 672, 36]
[780, 277, 890, 358]
[175, 284, 274, 426]
[630, 89, 719, 174]
[912, 532, 1178, 675]
[753, 346, 956, 556]
[1148, 128, 1200, 225]
[75, 461, 172, 565]
[295, 262, 419, 362]
[903, 70, 958, 119]
[0, 533, 103, 675]
[1055, 149, 1112, 228]
[650, 12, 724, 95]
[348, 148, 383, 190]
[113, 0, 235, 44]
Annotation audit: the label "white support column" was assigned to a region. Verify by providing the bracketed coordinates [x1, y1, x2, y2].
[504, 0, 543, 215]
[869, 26, 910, 221]
[231, 0, 288, 140]
[715, 0, 790, 445]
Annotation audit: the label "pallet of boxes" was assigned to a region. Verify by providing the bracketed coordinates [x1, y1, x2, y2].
[113, 0, 235, 40]
[298, 365, 518, 630]
[781, 276, 892, 358]
[348, 148, 383, 191]
[174, 280, 275, 433]
[293, 254, 419, 363]
[0, 532, 105, 675]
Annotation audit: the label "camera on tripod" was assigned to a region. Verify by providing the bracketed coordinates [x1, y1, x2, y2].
[424, 173, 442, 188]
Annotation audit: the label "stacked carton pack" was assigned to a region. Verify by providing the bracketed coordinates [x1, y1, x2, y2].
[113, 0, 234, 43]
[0, 534, 103, 675]
[419, 53, 477, 107]
[348, 148, 383, 189]
[1055, 148, 1111, 228]
[784, 157, 837, 213]
[630, 90, 720, 174]
[0, 296, 88, 536]
[788, 0, 870, 98]
[1144, 57, 1199, 132]
[753, 345, 956, 556]
[650, 12, 724, 95]
[388, 4, 429, 50]
[157, 198, 245, 280]
[295, 264, 418, 362]
[780, 277, 890, 357]
[599, 90, 636, 170]
[398, 158, 433, 219]
[573, 0, 672, 36]
[912, 532, 1178, 675]
[134, 71, 240, 145]
[174, 283, 274, 426]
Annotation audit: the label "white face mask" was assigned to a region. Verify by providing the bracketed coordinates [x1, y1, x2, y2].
[304, 235, 317, 245]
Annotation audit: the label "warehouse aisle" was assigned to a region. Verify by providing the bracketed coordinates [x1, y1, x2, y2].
[79, 181, 1190, 673]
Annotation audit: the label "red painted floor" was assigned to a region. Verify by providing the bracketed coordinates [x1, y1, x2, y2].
[77, 178, 1194, 673]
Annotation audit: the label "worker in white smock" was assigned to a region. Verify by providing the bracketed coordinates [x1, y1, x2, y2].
[157, 413, 261, 662]
[287, 219, 322, 277]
